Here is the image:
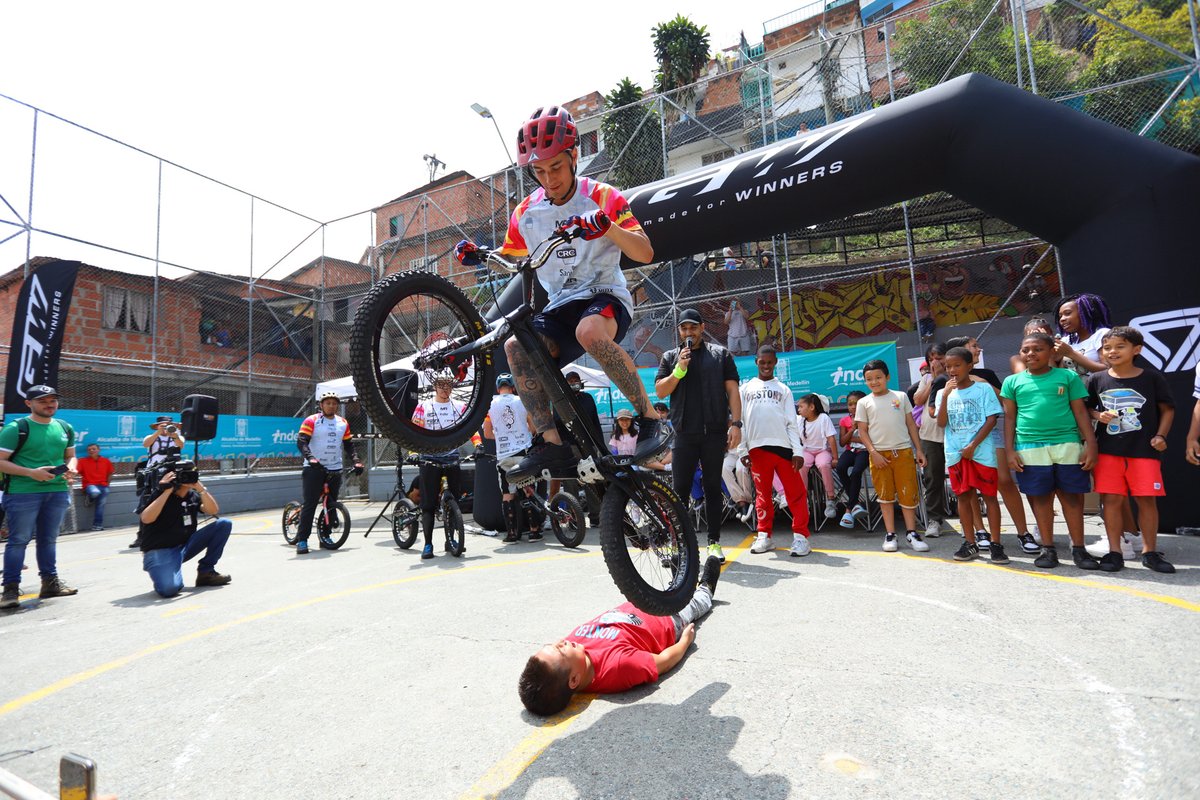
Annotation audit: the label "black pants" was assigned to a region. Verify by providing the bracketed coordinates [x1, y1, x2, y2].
[299, 465, 341, 542]
[836, 449, 869, 509]
[922, 439, 946, 523]
[419, 461, 462, 544]
[672, 433, 727, 544]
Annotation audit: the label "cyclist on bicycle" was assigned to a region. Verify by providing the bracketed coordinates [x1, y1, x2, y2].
[412, 375, 479, 559]
[455, 105, 668, 485]
[295, 391, 363, 555]
[483, 373, 534, 543]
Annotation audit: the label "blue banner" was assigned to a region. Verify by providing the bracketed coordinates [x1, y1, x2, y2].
[587, 340, 900, 416]
[57, 410, 304, 463]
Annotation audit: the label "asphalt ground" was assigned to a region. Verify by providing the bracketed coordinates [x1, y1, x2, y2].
[1, 498, 1198, 800]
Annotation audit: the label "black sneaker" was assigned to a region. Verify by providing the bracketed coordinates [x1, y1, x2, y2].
[633, 416, 672, 463]
[128, 537, 142, 549]
[1017, 532, 1040, 554]
[1071, 546, 1100, 571]
[1, 583, 19, 610]
[1034, 546, 1059, 569]
[953, 541, 979, 561]
[527, 530, 543, 542]
[507, 441, 575, 484]
[502, 531, 519, 543]
[1098, 551, 1124, 573]
[1142, 551, 1176, 574]
[699, 555, 721, 597]
[989, 542, 1010, 565]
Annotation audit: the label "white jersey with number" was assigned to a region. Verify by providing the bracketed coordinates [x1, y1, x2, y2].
[299, 413, 351, 470]
[487, 394, 532, 460]
[413, 398, 469, 457]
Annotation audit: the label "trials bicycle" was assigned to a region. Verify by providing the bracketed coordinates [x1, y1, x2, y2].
[348, 225, 698, 614]
[389, 453, 467, 557]
[282, 464, 353, 550]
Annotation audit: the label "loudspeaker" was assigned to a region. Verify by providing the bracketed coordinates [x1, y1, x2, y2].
[381, 369, 419, 421]
[181, 394, 219, 441]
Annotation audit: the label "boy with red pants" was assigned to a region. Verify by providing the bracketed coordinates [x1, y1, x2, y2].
[738, 345, 811, 557]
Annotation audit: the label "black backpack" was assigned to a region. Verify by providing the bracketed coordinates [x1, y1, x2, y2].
[0, 417, 76, 492]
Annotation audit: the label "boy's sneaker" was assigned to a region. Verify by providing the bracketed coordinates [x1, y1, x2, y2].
[906, 530, 930, 552]
[707, 542, 726, 563]
[953, 541, 979, 561]
[1141, 551, 1176, 574]
[527, 530, 543, 542]
[699, 555, 721, 597]
[1018, 532, 1041, 554]
[421, 544, 434, 559]
[975, 530, 992, 550]
[790, 534, 811, 557]
[1086, 534, 1134, 559]
[839, 511, 856, 529]
[296, 541, 309, 555]
[1034, 546, 1060, 569]
[1098, 552, 1124, 573]
[1, 584, 19, 609]
[1071, 546, 1100, 571]
[634, 416, 672, 463]
[502, 531, 519, 543]
[1127, 531, 1144, 553]
[750, 534, 775, 554]
[38, 576, 78, 598]
[883, 532, 899, 552]
[924, 520, 941, 538]
[989, 542, 1010, 565]
[507, 441, 575, 484]
[823, 500, 838, 519]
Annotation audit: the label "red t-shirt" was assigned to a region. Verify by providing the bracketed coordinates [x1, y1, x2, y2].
[77, 456, 114, 488]
[568, 602, 677, 693]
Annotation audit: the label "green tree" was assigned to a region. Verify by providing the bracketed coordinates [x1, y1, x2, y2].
[652, 14, 711, 109]
[601, 78, 665, 189]
[892, 0, 1082, 96]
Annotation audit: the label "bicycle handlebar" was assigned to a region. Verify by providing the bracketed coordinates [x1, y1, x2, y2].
[477, 227, 579, 274]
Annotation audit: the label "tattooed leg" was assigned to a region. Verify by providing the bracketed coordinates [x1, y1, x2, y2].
[581, 329, 652, 417]
[505, 336, 563, 444]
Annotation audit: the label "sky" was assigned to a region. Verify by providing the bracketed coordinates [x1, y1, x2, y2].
[0, 1, 799, 281]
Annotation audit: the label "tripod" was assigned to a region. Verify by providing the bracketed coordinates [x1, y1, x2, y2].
[363, 461, 410, 539]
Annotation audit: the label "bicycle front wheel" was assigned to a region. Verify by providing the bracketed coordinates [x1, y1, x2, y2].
[392, 498, 419, 549]
[442, 493, 466, 557]
[349, 270, 494, 452]
[282, 501, 303, 545]
[318, 502, 351, 550]
[550, 491, 586, 548]
[599, 473, 698, 616]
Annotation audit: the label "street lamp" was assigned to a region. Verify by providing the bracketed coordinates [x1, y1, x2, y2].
[471, 102, 523, 196]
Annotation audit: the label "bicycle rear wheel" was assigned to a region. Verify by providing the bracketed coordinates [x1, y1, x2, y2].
[443, 493, 466, 557]
[550, 491, 586, 548]
[318, 502, 351, 550]
[599, 473, 698, 615]
[392, 498, 419, 549]
[350, 270, 494, 452]
[282, 501, 303, 545]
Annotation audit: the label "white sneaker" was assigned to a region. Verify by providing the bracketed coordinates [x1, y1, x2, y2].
[907, 531, 930, 552]
[975, 530, 991, 550]
[1086, 534, 1135, 559]
[924, 519, 941, 538]
[750, 534, 775, 554]
[824, 499, 838, 518]
[1126, 531, 1144, 553]
[790, 534, 811, 557]
[1018, 532, 1041, 554]
[883, 532, 899, 552]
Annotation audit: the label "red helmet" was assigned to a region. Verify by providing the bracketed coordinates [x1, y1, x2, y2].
[516, 106, 578, 167]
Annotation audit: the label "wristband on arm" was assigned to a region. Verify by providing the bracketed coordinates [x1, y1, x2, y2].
[672, 365, 687, 380]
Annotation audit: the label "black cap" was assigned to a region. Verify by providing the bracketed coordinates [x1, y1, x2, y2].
[565, 371, 581, 381]
[678, 309, 702, 324]
[653, 401, 669, 412]
[25, 384, 59, 400]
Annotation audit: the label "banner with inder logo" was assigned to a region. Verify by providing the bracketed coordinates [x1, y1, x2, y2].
[59, 410, 303, 463]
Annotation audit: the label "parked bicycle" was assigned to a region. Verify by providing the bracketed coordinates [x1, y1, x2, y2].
[282, 465, 351, 550]
[494, 453, 588, 548]
[349, 225, 697, 614]
[389, 454, 467, 557]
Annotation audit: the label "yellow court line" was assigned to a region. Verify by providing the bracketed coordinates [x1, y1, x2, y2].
[0, 549, 599, 719]
[161, 605, 202, 618]
[458, 532, 758, 800]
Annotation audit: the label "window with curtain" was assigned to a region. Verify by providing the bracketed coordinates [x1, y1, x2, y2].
[102, 286, 152, 332]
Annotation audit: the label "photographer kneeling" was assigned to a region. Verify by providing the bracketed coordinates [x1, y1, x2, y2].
[137, 462, 232, 598]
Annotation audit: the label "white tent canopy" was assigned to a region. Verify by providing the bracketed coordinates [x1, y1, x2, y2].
[315, 358, 611, 402]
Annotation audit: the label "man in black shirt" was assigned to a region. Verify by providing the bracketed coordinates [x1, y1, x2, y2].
[656, 309, 742, 562]
[137, 468, 233, 597]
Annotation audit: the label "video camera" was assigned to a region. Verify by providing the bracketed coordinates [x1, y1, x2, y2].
[139, 455, 200, 494]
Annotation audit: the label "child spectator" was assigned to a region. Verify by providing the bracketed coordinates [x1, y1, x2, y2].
[937, 348, 1006, 563]
[1000, 332, 1099, 570]
[796, 394, 839, 520]
[1054, 293, 1112, 374]
[1188, 363, 1200, 467]
[911, 343, 953, 539]
[1084, 326, 1175, 573]
[1010, 318, 1064, 374]
[836, 390, 870, 528]
[608, 409, 638, 456]
[855, 360, 929, 552]
[77, 443, 115, 531]
[738, 345, 811, 556]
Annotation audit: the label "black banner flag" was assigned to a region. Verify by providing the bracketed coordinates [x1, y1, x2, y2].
[3, 260, 80, 421]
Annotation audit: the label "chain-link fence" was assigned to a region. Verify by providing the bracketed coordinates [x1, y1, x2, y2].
[1, 0, 1196, 478]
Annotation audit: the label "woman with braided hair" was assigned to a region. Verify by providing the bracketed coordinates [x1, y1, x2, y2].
[1054, 293, 1112, 375]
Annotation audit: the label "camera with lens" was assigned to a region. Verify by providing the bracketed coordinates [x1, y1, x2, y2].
[164, 424, 178, 434]
[139, 455, 200, 494]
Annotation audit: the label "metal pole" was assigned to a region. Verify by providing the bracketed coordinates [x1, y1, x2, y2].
[772, 238, 785, 350]
[1058, 0, 1195, 63]
[1019, 0, 1038, 95]
[976, 244, 1055, 340]
[489, 174, 497, 246]
[151, 159, 162, 409]
[247, 197, 254, 391]
[1188, 0, 1200, 61]
[658, 96, 669, 179]
[901, 202, 923, 353]
[422, 201, 429, 273]
[1138, 66, 1199, 135]
[783, 232, 795, 350]
[883, 25, 897, 102]
[24, 109, 37, 279]
[1010, 0, 1025, 90]
[1054, 245, 1066, 299]
[939, 0, 1007, 84]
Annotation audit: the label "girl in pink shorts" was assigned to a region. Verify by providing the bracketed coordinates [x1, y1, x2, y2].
[797, 394, 839, 519]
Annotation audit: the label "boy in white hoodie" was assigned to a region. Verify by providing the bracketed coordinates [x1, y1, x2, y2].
[738, 345, 812, 556]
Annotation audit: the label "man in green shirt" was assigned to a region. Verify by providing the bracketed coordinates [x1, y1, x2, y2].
[1, 385, 79, 608]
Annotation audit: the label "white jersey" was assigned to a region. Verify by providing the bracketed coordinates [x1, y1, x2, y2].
[501, 177, 641, 316]
[738, 377, 802, 456]
[413, 398, 469, 457]
[299, 413, 351, 470]
[487, 394, 532, 460]
[798, 412, 836, 452]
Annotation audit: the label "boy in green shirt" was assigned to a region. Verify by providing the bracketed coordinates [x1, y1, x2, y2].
[1000, 334, 1099, 570]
